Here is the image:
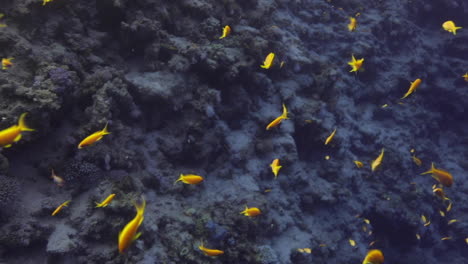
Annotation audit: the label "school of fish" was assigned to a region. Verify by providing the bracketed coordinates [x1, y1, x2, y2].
[0, 3, 466, 263]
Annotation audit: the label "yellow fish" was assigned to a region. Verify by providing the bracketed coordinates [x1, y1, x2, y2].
[446, 201, 452, 212]
[354, 161, 364, 168]
[362, 249, 384, 264]
[441, 236, 452, 241]
[52, 200, 71, 216]
[433, 188, 449, 200]
[348, 54, 364, 72]
[199, 242, 224, 256]
[266, 104, 288, 130]
[219, 25, 231, 39]
[2, 57, 13, 70]
[51, 169, 65, 187]
[448, 219, 458, 225]
[421, 163, 454, 187]
[0, 112, 35, 148]
[401, 78, 422, 99]
[348, 17, 357, 31]
[270, 159, 282, 179]
[297, 248, 312, 253]
[371, 148, 384, 172]
[118, 197, 146, 253]
[442, 21, 462, 35]
[43, 0, 54, 6]
[261, 52, 275, 69]
[174, 174, 204, 185]
[463, 73, 468, 82]
[240, 206, 261, 217]
[78, 122, 110, 149]
[95, 194, 116, 207]
[324, 128, 337, 145]
[349, 239, 356, 247]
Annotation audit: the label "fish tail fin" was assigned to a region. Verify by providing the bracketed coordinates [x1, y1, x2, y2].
[240, 206, 247, 215]
[18, 113, 35, 132]
[174, 174, 183, 185]
[134, 197, 146, 216]
[64, 200, 71, 206]
[95, 202, 102, 208]
[102, 122, 110, 135]
[421, 162, 435, 175]
[281, 104, 288, 119]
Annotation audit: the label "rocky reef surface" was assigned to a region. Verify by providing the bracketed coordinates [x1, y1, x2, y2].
[0, 0, 467, 263]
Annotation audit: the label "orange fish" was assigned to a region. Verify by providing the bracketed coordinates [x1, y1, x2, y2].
[240, 206, 261, 217]
[261, 53, 275, 69]
[78, 122, 110, 149]
[219, 25, 231, 39]
[433, 188, 450, 200]
[0, 112, 35, 148]
[52, 200, 71, 216]
[270, 159, 282, 179]
[1, 58, 13, 70]
[199, 242, 224, 256]
[174, 174, 204, 185]
[401, 78, 422, 99]
[362, 249, 384, 264]
[118, 197, 145, 253]
[348, 17, 357, 31]
[324, 128, 337, 145]
[463, 73, 468, 82]
[421, 163, 453, 187]
[266, 104, 288, 130]
[348, 54, 364, 72]
[442, 21, 462, 35]
[371, 149, 384, 172]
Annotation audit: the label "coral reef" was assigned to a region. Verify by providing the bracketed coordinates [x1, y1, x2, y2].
[0, 0, 467, 263]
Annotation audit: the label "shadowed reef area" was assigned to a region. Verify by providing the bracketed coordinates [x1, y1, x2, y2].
[0, 0, 467, 263]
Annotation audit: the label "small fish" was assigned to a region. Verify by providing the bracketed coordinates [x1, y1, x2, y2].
[381, 104, 389, 108]
[118, 197, 146, 253]
[280, 61, 285, 68]
[266, 104, 288, 130]
[174, 174, 204, 185]
[412, 155, 422, 166]
[78, 122, 110, 149]
[410, 148, 415, 153]
[465, 238, 468, 245]
[348, 54, 364, 73]
[270, 159, 282, 179]
[463, 73, 468, 82]
[401, 78, 422, 99]
[297, 248, 311, 254]
[439, 210, 445, 217]
[324, 128, 337, 145]
[371, 149, 384, 172]
[2, 58, 13, 70]
[421, 163, 454, 187]
[369, 240, 377, 246]
[349, 239, 356, 247]
[364, 219, 370, 224]
[433, 188, 450, 200]
[448, 219, 458, 225]
[441, 236, 452, 241]
[51, 169, 65, 187]
[95, 194, 116, 208]
[416, 234, 421, 240]
[354, 160, 364, 168]
[199, 242, 224, 256]
[421, 214, 428, 224]
[264, 189, 272, 193]
[43, 0, 54, 5]
[325, 155, 330, 160]
[261, 52, 275, 69]
[319, 244, 327, 247]
[240, 206, 261, 217]
[52, 200, 71, 216]
[442, 21, 462, 35]
[348, 17, 357, 31]
[362, 249, 384, 264]
[446, 201, 452, 212]
[219, 25, 231, 39]
[0, 112, 35, 148]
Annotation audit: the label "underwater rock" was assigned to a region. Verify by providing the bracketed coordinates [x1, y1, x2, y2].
[46, 223, 78, 254]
